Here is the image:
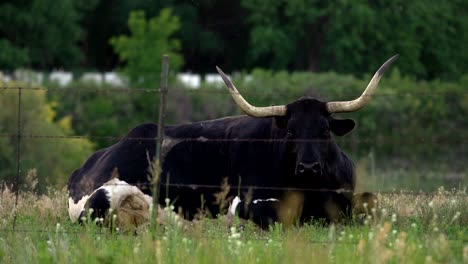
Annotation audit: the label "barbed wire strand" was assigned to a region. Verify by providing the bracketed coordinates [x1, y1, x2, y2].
[1, 85, 468, 97]
[0, 133, 465, 144]
[56, 181, 467, 196]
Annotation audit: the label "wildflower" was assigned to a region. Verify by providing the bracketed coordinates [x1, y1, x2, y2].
[411, 223, 417, 228]
[381, 208, 387, 215]
[133, 243, 141, 254]
[391, 214, 397, 223]
[428, 201, 434, 208]
[229, 226, 241, 240]
[451, 211, 461, 222]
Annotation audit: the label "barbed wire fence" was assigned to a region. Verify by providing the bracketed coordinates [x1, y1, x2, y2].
[1, 57, 466, 235]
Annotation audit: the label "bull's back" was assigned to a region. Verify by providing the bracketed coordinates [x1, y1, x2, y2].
[68, 123, 159, 202]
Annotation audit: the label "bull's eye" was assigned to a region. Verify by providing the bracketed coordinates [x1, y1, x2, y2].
[286, 129, 296, 138]
[322, 128, 330, 137]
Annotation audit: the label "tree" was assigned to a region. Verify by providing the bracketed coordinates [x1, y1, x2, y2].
[0, 82, 94, 193]
[242, 0, 468, 80]
[0, 0, 97, 70]
[110, 9, 183, 88]
[323, 0, 468, 80]
[241, 0, 328, 70]
[81, 0, 248, 72]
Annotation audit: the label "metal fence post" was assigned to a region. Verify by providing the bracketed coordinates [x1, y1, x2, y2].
[12, 87, 22, 230]
[151, 55, 169, 231]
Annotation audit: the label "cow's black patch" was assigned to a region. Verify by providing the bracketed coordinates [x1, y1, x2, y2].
[237, 199, 280, 229]
[87, 189, 111, 220]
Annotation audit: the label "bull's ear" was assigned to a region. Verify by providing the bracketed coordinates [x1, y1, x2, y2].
[274, 116, 289, 128]
[329, 118, 355, 136]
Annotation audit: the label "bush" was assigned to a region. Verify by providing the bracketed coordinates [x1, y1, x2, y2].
[0, 81, 94, 193]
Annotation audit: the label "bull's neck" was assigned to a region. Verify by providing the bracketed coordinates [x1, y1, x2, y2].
[324, 142, 355, 189]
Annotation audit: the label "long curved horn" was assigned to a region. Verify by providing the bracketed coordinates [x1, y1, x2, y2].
[326, 54, 399, 113]
[216, 66, 287, 117]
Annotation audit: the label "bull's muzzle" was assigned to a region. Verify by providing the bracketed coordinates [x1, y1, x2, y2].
[297, 162, 322, 175]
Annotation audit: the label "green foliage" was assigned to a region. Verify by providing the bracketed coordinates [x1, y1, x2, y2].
[1, 0, 466, 81]
[241, 0, 326, 70]
[242, 0, 468, 80]
[82, 0, 247, 72]
[323, 0, 468, 80]
[49, 80, 195, 150]
[110, 9, 183, 88]
[0, 0, 97, 70]
[0, 82, 94, 193]
[0, 39, 30, 69]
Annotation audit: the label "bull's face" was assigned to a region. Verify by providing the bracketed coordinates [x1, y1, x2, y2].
[216, 55, 398, 176]
[276, 99, 355, 176]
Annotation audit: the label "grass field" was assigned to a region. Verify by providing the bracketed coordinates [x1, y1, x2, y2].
[0, 184, 466, 263]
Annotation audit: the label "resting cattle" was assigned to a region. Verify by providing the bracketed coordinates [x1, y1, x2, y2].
[68, 55, 398, 228]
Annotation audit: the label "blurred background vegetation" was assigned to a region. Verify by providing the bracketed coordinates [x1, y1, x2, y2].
[0, 0, 466, 192]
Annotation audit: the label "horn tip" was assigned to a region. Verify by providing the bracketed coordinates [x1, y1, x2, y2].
[215, 66, 235, 90]
[377, 54, 399, 77]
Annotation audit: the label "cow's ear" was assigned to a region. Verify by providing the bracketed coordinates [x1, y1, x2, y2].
[329, 118, 355, 136]
[274, 116, 289, 129]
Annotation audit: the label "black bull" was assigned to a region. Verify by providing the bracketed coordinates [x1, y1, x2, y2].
[68, 55, 398, 225]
